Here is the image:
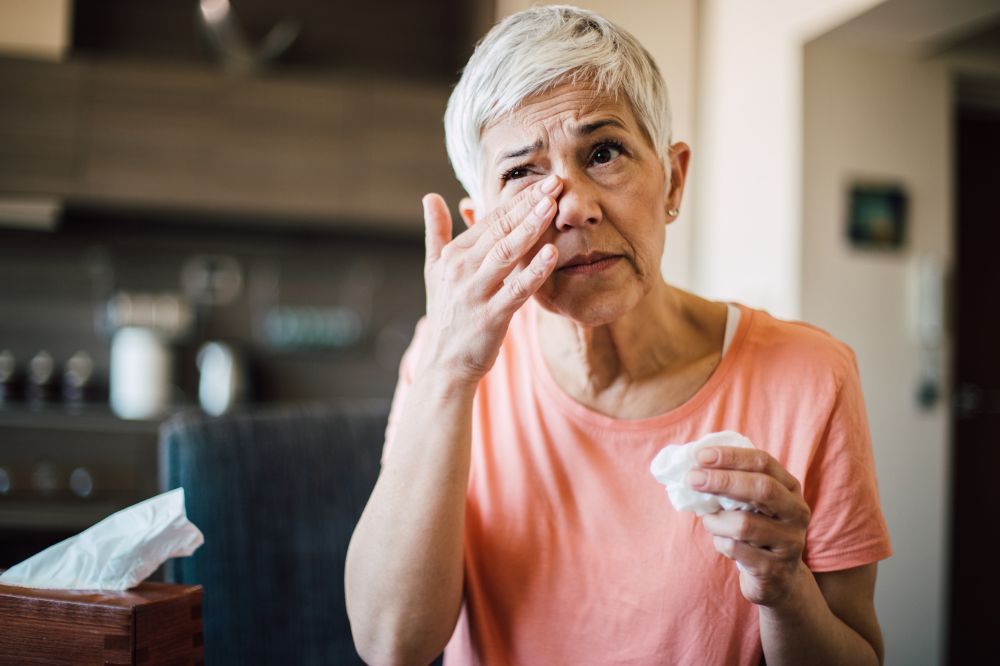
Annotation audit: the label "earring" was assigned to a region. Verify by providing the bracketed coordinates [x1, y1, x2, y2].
[667, 208, 680, 217]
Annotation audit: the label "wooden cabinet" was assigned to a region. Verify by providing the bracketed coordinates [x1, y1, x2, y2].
[0, 57, 464, 234]
[0, 58, 84, 197]
[81, 62, 225, 213]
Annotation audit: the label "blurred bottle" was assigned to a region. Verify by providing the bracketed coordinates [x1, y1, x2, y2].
[197, 341, 246, 416]
[105, 292, 192, 420]
[110, 327, 171, 420]
[63, 351, 95, 404]
[27, 351, 58, 404]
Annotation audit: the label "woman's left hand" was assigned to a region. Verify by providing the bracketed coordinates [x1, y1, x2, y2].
[687, 446, 812, 607]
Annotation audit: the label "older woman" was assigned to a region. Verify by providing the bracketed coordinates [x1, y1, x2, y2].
[345, 6, 891, 665]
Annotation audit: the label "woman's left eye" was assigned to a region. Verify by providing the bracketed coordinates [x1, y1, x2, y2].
[590, 142, 624, 165]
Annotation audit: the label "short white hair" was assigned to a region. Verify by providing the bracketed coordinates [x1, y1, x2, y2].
[444, 4, 672, 203]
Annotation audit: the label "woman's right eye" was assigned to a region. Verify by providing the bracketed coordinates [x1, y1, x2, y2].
[501, 166, 530, 182]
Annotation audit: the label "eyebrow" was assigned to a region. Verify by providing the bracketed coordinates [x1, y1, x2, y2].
[574, 118, 626, 135]
[492, 118, 627, 166]
[496, 140, 543, 166]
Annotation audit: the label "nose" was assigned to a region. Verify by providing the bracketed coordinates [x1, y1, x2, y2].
[553, 173, 602, 231]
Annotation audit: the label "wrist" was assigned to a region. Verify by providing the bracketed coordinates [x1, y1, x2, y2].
[412, 362, 481, 401]
[415, 341, 492, 392]
[758, 561, 817, 619]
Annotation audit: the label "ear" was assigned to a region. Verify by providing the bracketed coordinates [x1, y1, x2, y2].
[664, 142, 692, 221]
[459, 197, 478, 228]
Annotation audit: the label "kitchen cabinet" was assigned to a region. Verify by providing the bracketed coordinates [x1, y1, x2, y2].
[0, 58, 84, 197]
[0, 56, 464, 234]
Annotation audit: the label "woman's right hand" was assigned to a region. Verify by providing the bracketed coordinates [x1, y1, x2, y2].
[420, 174, 563, 385]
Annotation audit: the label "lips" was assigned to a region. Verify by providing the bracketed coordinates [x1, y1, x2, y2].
[557, 251, 623, 275]
[559, 251, 621, 269]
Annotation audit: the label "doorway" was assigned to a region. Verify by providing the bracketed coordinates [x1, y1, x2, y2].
[948, 75, 1000, 663]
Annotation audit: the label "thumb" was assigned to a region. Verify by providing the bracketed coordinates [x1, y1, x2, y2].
[422, 194, 453, 263]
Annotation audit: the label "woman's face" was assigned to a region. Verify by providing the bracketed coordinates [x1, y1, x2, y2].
[477, 83, 688, 326]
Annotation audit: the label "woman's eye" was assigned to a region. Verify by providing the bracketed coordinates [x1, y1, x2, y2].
[591, 143, 623, 165]
[501, 166, 530, 183]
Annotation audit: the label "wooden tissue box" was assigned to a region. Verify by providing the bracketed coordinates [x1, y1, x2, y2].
[0, 579, 203, 665]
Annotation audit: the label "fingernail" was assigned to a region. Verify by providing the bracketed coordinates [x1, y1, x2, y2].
[540, 175, 560, 194]
[541, 245, 555, 260]
[687, 470, 707, 487]
[696, 448, 718, 465]
[534, 197, 553, 216]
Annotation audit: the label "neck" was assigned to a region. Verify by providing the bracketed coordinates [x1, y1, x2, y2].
[537, 282, 725, 399]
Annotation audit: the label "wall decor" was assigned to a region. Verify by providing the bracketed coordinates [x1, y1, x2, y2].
[847, 182, 908, 250]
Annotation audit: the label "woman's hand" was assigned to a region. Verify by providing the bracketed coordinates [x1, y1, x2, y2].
[687, 446, 812, 607]
[420, 175, 562, 385]
[347, 179, 562, 664]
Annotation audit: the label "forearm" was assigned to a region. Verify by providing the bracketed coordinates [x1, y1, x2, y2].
[759, 564, 882, 666]
[345, 370, 476, 664]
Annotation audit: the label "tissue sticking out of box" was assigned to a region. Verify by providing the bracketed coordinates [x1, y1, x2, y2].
[0, 488, 203, 590]
[650, 431, 757, 516]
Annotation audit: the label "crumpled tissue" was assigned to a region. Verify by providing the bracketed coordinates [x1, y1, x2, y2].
[650, 430, 756, 516]
[0, 488, 203, 590]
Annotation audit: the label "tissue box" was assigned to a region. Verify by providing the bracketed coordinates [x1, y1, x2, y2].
[0, 580, 203, 665]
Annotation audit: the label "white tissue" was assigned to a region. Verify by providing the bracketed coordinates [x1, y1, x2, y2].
[0, 488, 203, 590]
[650, 431, 756, 516]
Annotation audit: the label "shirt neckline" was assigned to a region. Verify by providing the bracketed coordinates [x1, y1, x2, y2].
[526, 299, 754, 431]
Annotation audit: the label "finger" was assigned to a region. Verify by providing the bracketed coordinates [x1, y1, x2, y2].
[465, 175, 563, 253]
[687, 468, 801, 520]
[712, 536, 780, 565]
[712, 536, 775, 571]
[696, 446, 800, 492]
[490, 244, 558, 317]
[422, 194, 453, 263]
[476, 194, 557, 288]
[713, 535, 738, 560]
[714, 536, 791, 572]
[701, 510, 797, 553]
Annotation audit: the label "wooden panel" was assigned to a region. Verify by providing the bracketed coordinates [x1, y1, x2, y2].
[135, 587, 205, 664]
[82, 61, 222, 208]
[0, 58, 83, 196]
[361, 79, 464, 231]
[2, 56, 464, 232]
[82, 63, 463, 229]
[209, 74, 368, 219]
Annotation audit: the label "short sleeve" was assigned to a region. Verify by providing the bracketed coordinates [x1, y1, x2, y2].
[801, 355, 893, 572]
[381, 317, 428, 465]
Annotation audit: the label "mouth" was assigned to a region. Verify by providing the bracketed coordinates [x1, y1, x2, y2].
[558, 251, 623, 275]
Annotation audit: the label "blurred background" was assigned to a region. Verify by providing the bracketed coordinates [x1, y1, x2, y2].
[0, 0, 997, 663]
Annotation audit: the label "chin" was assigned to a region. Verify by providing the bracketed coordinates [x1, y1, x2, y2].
[533, 288, 640, 328]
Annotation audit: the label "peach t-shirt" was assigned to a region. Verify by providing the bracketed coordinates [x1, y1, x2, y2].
[384, 302, 892, 665]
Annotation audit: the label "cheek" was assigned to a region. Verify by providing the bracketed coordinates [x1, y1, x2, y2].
[488, 178, 536, 211]
[635, 220, 666, 264]
[518, 234, 553, 270]
[612, 208, 667, 276]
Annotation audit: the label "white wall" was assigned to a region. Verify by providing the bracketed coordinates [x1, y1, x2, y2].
[495, 0, 699, 289]
[802, 37, 952, 666]
[693, 0, 884, 318]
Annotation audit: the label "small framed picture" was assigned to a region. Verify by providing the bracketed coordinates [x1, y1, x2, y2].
[847, 182, 908, 251]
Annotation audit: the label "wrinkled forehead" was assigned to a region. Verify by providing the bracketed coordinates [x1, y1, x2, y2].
[481, 83, 638, 154]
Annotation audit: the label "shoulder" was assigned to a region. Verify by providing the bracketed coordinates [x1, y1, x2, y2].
[739, 306, 858, 392]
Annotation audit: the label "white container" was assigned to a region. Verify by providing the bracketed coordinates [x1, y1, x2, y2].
[109, 326, 171, 420]
[197, 341, 244, 417]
